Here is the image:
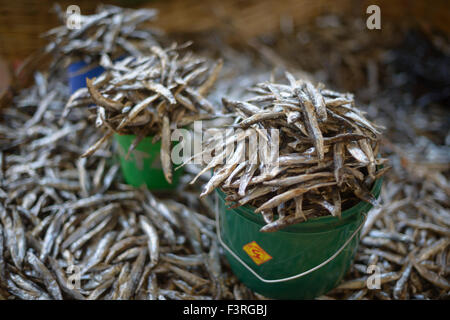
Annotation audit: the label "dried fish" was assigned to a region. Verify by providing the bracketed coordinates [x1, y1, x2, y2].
[26, 251, 63, 300]
[139, 216, 159, 266]
[191, 75, 386, 231]
[168, 264, 209, 288]
[0, 225, 5, 283]
[43, 5, 161, 67]
[65, 45, 221, 184]
[1, 8, 448, 302]
[161, 115, 172, 183]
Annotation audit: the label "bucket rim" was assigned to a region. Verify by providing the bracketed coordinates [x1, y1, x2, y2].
[217, 176, 382, 233]
[68, 53, 127, 67]
[67, 60, 103, 78]
[114, 132, 157, 139]
[113, 132, 184, 144]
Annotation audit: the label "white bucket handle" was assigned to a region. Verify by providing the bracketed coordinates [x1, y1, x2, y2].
[214, 193, 367, 284]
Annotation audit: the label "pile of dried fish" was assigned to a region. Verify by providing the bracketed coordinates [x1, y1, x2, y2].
[259, 14, 449, 299]
[0, 9, 447, 300]
[64, 45, 223, 183]
[326, 125, 449, 299]
[189, 74, 388, 232]
[257, 14, 402, 101]
[0, 69, 243, 300]
[326, 169, 450, 300]
[43, 4, 162, 66]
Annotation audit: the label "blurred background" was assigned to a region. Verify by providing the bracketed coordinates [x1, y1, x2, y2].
[0, 0, 449, 59]
[0, 0, 449, 101]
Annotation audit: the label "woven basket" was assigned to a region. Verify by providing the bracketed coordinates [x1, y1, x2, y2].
[0, 0, 449, 61]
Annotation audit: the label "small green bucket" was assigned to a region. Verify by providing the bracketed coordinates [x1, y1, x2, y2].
[114, 133, 183, 190]
[216, 178, 383, 299]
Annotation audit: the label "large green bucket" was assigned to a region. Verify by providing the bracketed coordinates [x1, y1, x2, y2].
[216, 178, 383, 299]
[114, 134, 183, 190]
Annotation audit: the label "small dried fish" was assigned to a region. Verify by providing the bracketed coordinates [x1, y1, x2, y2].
[139, 216, 159, 266]
[191, 75, 386, 231]
[2, 10, 448, 302]
[161, 115, 172, 183]
[43, 5, 160, 67]
[26, 251, 63, 300]
[65, 44, 221, 184]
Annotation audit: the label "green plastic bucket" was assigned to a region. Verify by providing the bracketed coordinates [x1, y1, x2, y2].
[216, 178, 383, 299]
[114, 133, 183, 190]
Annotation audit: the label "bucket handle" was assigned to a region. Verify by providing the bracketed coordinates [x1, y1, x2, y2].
[214, 193, 367, 284]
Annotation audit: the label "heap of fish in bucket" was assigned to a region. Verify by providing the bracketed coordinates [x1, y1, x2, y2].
[257, 14, 449, 299]
[63, 46, 223, 183]
[42, 4, 162, 66]
[186, 73, 388, 232]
